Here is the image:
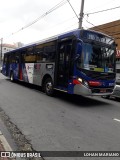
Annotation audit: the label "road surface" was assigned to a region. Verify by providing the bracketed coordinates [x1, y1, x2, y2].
[0, 73, 120, 160]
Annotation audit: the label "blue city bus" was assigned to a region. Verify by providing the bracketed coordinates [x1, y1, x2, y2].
[2, 29, 116, 96]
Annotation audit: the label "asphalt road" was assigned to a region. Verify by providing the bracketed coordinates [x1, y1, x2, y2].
[0, 73, 120, 160]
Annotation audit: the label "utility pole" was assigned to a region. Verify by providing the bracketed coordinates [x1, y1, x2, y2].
[79, 0, 85, 29]
[1, 38, 3, 62]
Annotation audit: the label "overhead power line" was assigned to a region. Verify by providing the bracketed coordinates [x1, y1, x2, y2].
[22, 0, 68, 30]
[84, 18, 120, 36]
[4, 0, 69, 39]
[83, 5, 120, 35]
[85, 0, 118, 13]
[85, 6, 120, 16]
[3, 0, 120, 42]
[66, 0, 79, 20]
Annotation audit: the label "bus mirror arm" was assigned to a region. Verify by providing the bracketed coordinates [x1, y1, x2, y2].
[74, 54, 80, 61]
[77, 38, 83, 43]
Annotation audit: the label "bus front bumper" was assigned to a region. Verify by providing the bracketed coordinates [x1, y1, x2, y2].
[73, 84, 114, 96]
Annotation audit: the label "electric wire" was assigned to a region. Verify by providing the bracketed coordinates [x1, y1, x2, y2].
[84, 17, 111, 35]
[85, 6, 120, 16]
[11, 2, 120, 38]
[85, 0, 118, 13]
[66, 0, 79, 20]
[3, 0, 69, 40]
[84, 17, 120, 37]
[2, 0, 120, 44]
[22, 0, 68, 29]
[30, 16, 77, 41]
[87, 20, 120, 34]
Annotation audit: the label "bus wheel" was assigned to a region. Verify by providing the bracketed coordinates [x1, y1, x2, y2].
[115, 97, 120, 101]
[10, 72, 14, 81]
[44, 78, 54, 96]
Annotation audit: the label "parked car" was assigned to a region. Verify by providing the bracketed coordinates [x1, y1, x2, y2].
[116, 74, 120, 84]
[0, 66, 2, 73]
[102, 84, 120, 100]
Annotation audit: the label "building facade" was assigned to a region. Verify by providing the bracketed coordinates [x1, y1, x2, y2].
[0, 43, 17, 60]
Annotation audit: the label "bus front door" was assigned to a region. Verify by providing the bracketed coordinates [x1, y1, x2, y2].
[5, 55, 10, 76]
[56, 40, 72, 87]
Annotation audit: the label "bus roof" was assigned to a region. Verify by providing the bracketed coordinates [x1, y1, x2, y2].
[4, 28, 114, 55]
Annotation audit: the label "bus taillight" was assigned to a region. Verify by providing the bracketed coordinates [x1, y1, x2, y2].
[73, 79, 81, 84]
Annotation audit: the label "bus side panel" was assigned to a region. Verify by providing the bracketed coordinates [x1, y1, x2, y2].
[33, 63, 55, 86]
[2, 64, 8, 77]
[25, 63, 34, 83]
[2, 63, 18, 79]
[21, 63, 29, 82]
[11, 63, 19, 80]
[32, 63, 42, 86]
[21, 63, 55, 86]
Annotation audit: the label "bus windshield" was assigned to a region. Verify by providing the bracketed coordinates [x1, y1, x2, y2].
[79, 42, 115, 73]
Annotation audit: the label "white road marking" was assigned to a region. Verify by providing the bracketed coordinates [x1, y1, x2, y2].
[0, 130, 13, 151]
[113, 118, 120, 122]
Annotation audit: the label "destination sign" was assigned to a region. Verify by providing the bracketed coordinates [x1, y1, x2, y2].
[82, 31, 114, 45]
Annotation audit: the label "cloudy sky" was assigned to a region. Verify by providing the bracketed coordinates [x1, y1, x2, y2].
[0, 0, 119, 45]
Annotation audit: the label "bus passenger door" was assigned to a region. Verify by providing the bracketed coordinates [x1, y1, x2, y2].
[4, 54, 10, 76]
[13, 54, 21, 80]
[11, 53, 22, 80]
[56, 39, 73, 87]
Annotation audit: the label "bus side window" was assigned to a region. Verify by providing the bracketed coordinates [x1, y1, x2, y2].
[34, 47, 43, 62]
[15, 56, 19, 63]
[21, 50, 26, 63]
[59, 45, 65, 64]
[3, 55, 7, 64]
[24, 47, 37, 63]
[66, 44, 72, 62]
[43, 45, 56, 62]
[37, 50, 43, 62]
[10, 52, 18, 63]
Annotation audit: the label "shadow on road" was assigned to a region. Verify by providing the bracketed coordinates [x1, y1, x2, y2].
[6, 79, 110, 107]
[55, 92, 110, 107]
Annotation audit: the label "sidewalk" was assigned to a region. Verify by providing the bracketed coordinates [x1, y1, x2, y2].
[0, 111, 11, 160]
[0, 138, 10, 160]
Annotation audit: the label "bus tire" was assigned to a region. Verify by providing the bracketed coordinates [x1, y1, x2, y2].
[10, 72, 14, 82]
[44, 78, 54, 96]
[115, 97, 120, 101]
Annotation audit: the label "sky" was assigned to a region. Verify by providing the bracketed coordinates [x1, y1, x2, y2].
[0, 0, 120, 45]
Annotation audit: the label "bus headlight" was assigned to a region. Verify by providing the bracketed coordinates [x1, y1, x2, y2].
[78, 78, 89, 87]
[78, 78, 82, 83]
